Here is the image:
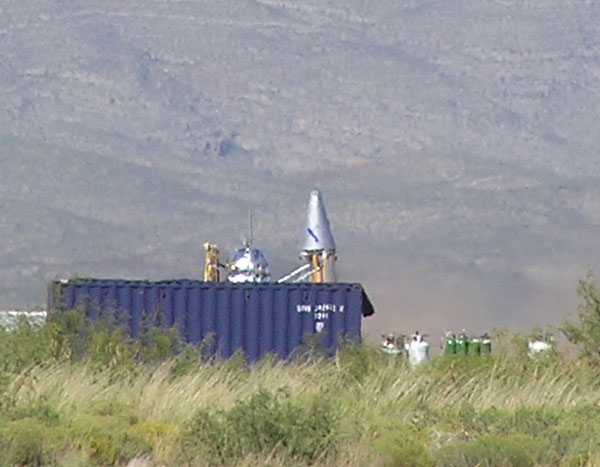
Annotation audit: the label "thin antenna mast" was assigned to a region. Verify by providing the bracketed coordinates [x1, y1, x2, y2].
[248, 210, 253, 247]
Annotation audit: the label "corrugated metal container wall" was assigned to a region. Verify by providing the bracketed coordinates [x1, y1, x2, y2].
[48, 280, 375, 362]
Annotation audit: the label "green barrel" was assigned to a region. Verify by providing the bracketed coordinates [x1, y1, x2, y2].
[480, 337, 492, 355]
[444, 336, 456, 356]
[455, 335, 468, 356]
[468, 338, 481, 356]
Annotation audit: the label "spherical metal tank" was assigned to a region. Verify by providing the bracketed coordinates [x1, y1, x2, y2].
[227, 246, 271, 283]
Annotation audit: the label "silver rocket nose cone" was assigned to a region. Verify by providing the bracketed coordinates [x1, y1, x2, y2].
[300, 190, 336, 253]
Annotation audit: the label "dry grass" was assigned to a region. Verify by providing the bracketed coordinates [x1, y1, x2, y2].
[3, 318, 600, 465]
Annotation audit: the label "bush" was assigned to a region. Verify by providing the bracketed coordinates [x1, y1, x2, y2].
[0, 418, 49, 466]
[4, 396, 60, 426]
[43, 306, 186, 368]
[87, 399, 139, 425]
[181, 388, 338, 465]
[69, 413, 151, 465]
[0, 319, 53, 373]
[561, 274, 600, 366]
[335, 343, 384, 385]
[131, 421, 179, 446]
[371, 422, 434, 467]
[434, 434, 538, 467]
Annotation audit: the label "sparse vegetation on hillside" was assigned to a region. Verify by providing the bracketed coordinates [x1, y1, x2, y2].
[1, 280, 600, 466]
[2, 0, 600, 332]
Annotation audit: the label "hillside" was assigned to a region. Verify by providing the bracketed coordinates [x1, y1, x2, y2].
[1, 0, 599, 338]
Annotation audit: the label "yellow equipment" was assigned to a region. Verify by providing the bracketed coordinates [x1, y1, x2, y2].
[203, 242, 220, 282]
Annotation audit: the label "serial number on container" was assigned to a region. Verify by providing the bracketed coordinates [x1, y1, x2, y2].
[296, 304, 345, 313]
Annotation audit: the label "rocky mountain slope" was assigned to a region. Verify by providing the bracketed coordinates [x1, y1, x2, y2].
[1, 0, 599, 338]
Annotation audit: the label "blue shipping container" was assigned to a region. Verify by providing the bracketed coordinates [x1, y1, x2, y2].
[48, 279, 375, 362]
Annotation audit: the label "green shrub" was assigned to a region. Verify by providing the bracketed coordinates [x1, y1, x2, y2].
[0, 319, 53, 373]
[181, 388, 338, 465]
[1, 418, 49, 466]
[566, 452, 591, 467]
[48, 305, 195, 370]
[5, 396, 60, 426]
[434, 434, 539, 467]
[220, 349, 251, 375]
[335, 343, 383, 385]
[133, 326, 180, 364]
[169, 343, 204, 377]
[550, 404, 600, 458]
[131, 421, 179, 445]
[491, 406, 561, 437]
[87, 399, 139, 425]
[69, 414, 151, 465]
[561, 274, 600, 366]
[371, 422, 434, 467]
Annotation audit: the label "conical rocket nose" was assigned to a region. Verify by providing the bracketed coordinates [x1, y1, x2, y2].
[300, 190, 336, 252]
